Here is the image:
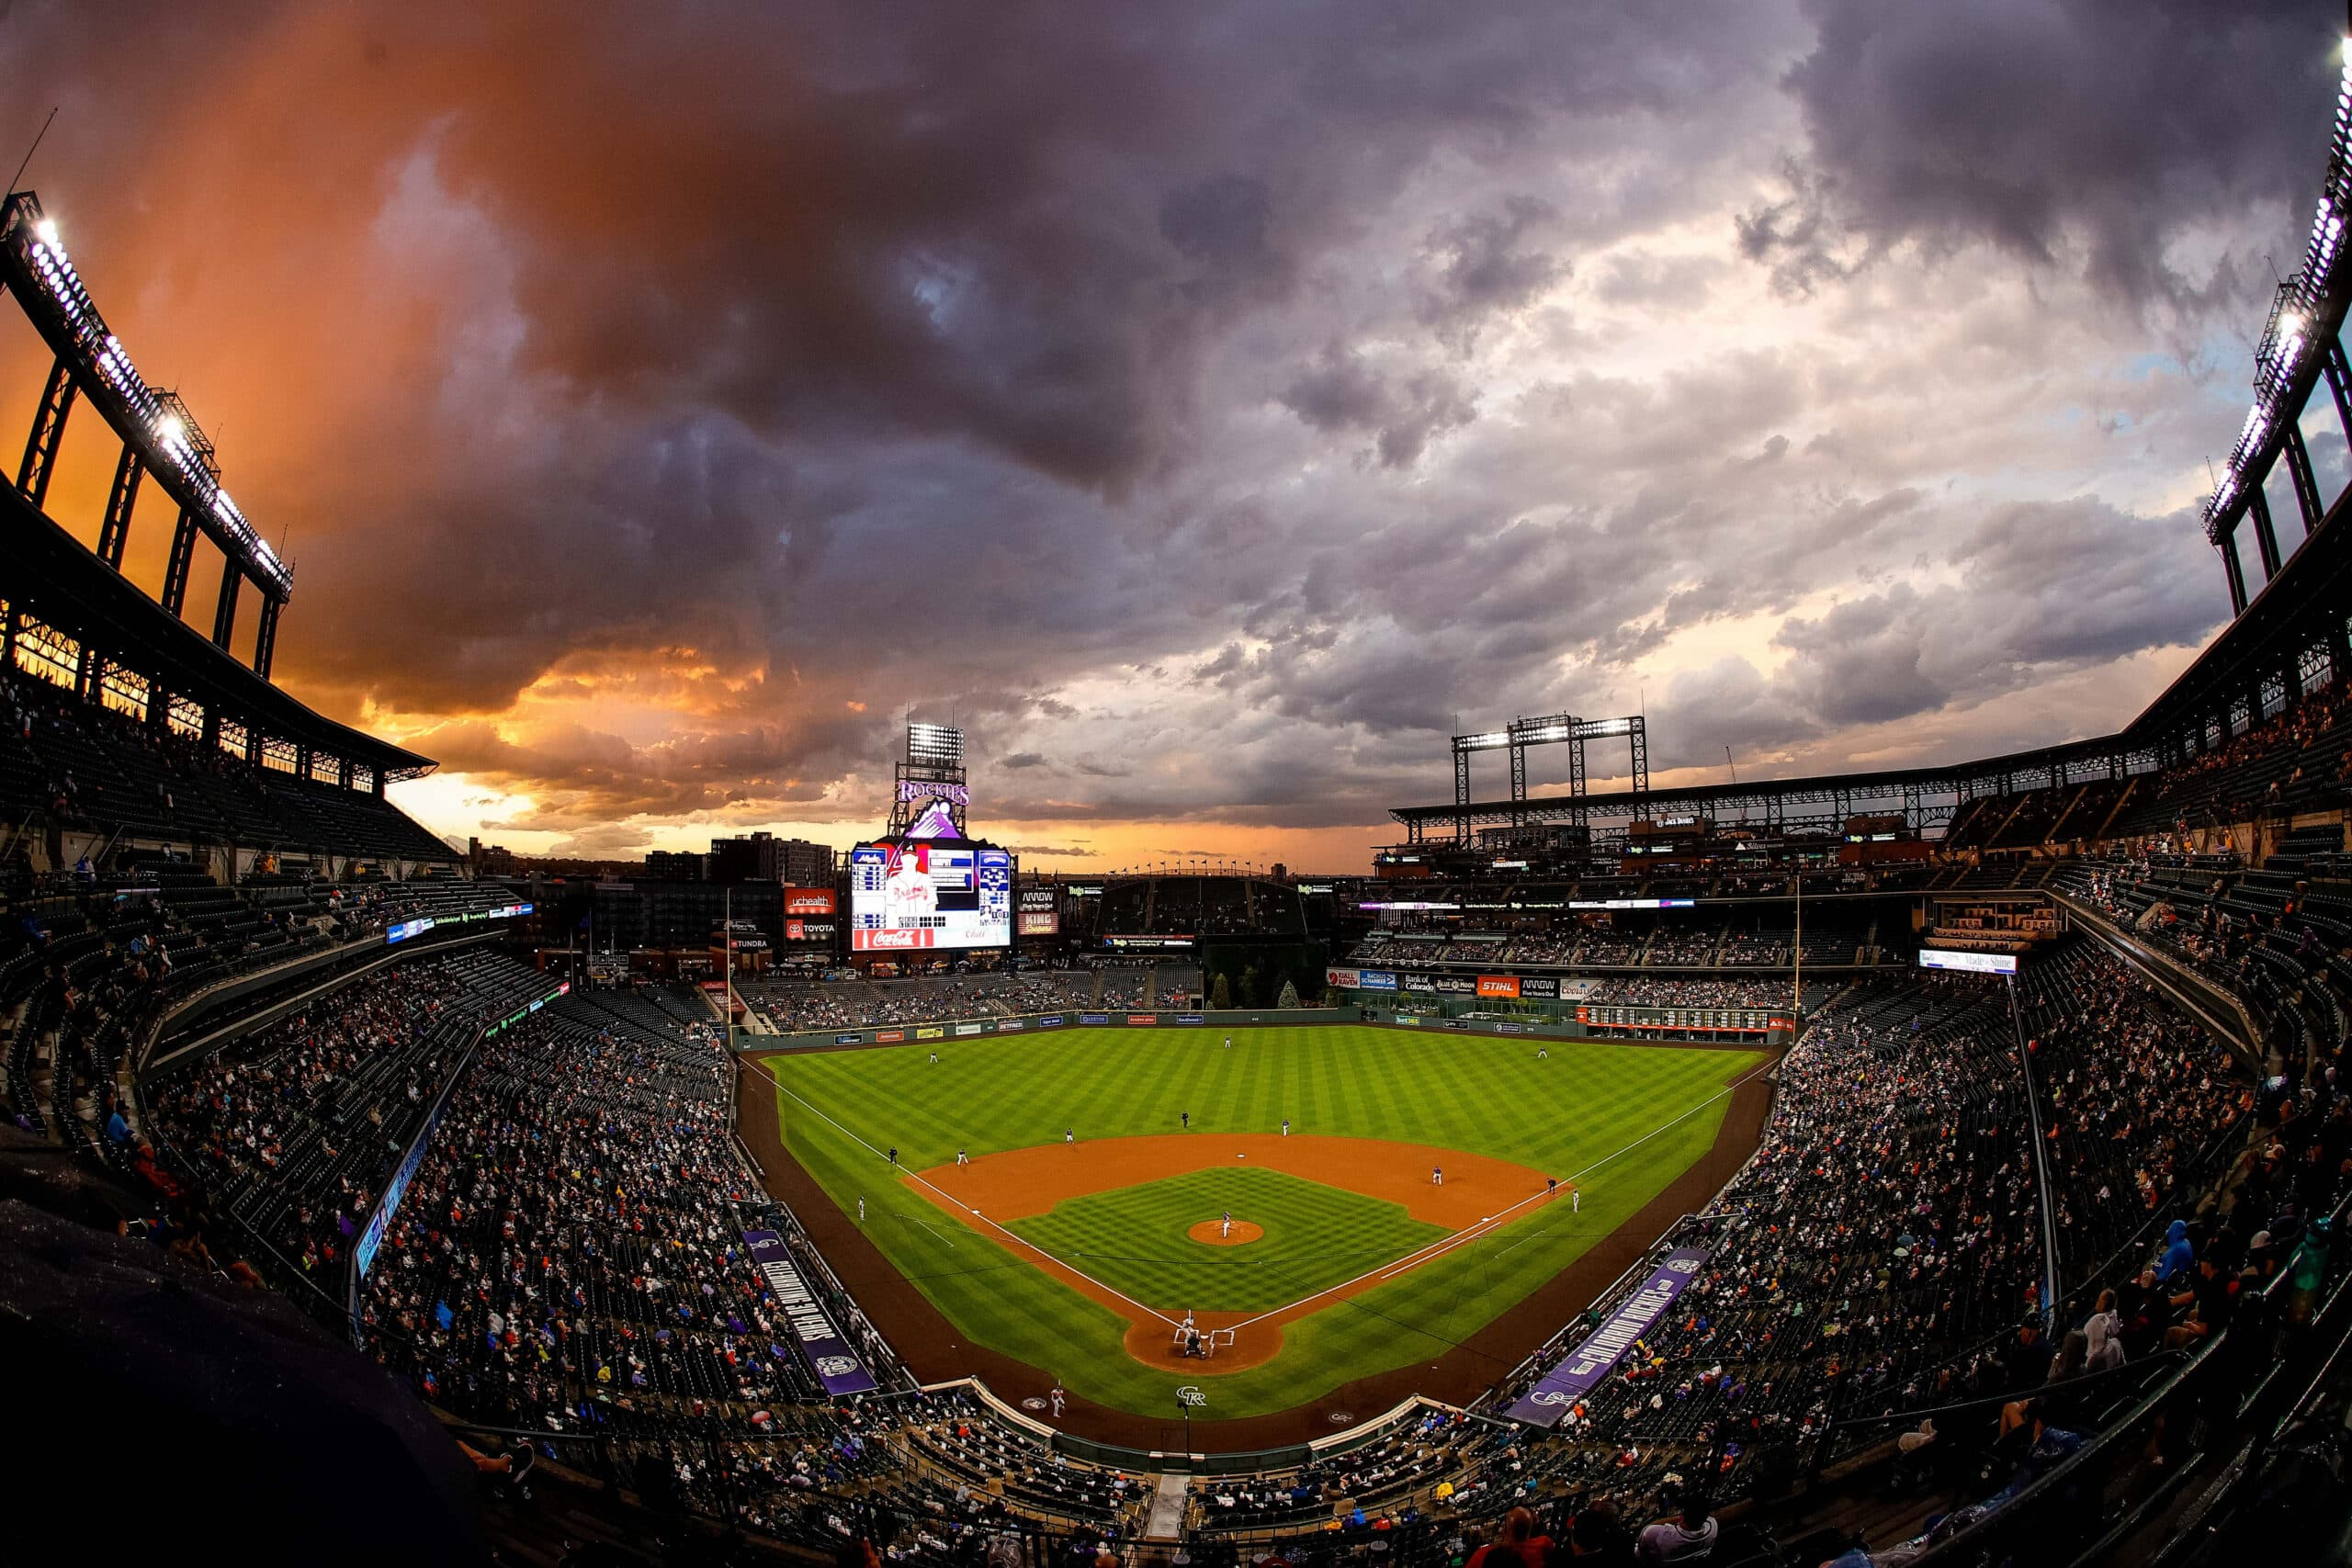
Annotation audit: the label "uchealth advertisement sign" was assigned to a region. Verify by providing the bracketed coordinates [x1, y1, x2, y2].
[1477, 975, 1521, 999]
[742, 1229, 878, 1396]
[1504, 1248, 1709, 1426]
[785, 888, 836, 916]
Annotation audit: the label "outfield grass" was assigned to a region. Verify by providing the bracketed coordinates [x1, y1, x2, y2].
[1006, 1167, 1448, 1314]
[765, 1026, 1766, 1418]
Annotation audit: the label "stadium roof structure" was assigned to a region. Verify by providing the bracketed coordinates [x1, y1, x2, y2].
[1387, 731, 2149, 844]
[1390, 486, 2352, 843]
[0, 481, 434, 780]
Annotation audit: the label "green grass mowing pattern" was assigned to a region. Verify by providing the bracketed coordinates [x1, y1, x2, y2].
[766, 1026, 1766, 1419]
[1005, 1167, 1448, 1314]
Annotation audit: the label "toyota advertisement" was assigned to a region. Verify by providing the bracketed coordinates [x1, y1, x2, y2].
[850, 841, 1011, 952]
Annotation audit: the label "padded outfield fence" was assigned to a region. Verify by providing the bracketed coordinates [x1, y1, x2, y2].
[729, 1002, 1803, 1055]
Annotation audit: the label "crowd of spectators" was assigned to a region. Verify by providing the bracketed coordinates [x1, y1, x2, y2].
[356, 993, 879, 1432]
[146, 951, 515, 1286]
[739, 973, 1094, 1032]
[1509, 976, 2045, 1465]
[2024, 944, 2255, 1282]
[1581, 975, 1792, 1010]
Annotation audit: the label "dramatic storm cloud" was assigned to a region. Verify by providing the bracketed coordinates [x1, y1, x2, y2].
[0, 0, 2333, 867]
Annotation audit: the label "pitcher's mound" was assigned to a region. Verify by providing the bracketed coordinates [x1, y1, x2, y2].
[1188, 1219, 1264, 1247]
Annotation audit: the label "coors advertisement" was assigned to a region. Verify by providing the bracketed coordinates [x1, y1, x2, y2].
[741, 1229, 878, 1395]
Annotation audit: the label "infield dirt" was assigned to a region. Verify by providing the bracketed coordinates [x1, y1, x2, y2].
[906, 1134, 1559, 1371]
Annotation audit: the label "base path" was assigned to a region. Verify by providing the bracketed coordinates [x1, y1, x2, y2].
[909, 1134, 1558, 1372]
[734, 1038, 1780, 1451]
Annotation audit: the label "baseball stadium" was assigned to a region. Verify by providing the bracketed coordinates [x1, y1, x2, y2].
[14, 7, 2352, 1568]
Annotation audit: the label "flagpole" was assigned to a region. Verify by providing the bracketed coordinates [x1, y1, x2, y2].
[1792, 863, 1803, 1021]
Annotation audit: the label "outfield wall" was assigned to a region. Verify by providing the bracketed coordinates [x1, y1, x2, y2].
[724, 1003, 1780, 1054]
[734, 1005, 1343, 1053]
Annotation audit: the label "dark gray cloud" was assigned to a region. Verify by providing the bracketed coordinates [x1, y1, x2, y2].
[1278, 345, 1481, 468]
[1415, 198, 1566, 351]
[1756, 0, 2336, 307]
[0, 0, 2305, 854]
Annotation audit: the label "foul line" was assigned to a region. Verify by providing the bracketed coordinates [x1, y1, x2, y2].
[1227, 1053, 1781, 1331]
[766, 1069, 1181, 1328]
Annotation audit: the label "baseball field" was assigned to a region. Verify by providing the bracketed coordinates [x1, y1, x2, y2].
[753, 1025, 1771, 1424]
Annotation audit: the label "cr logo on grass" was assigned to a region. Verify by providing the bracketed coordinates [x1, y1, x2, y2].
[1176, 1386, 1207, 1407]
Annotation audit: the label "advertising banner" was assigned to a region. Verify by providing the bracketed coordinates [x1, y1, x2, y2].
[1017, 911, 1061, 935]
[1433, 975, 1477, 995]
[1039, 1015, 1066, 1027]
[876, 1030, 904, 1043]
[916, 1026, 944, 1040]
[834, 1033, 863, 1045]
[1176, 1014, 1205, 1024]
[1504, 1248, 1708, 1426]
[998, 1019, 1023, 1031]
[785, 888, 837, 917]
[1356, 970, 1398, 992]
[1326, 966, 1363, 989]
[742, 1230, 878, 1396]
[1080, 1013, 1109, 1025]
[1918, 948, 2018, 975]
[1477, 976, 1521, 999]
[1127, 1013, 1158, 1025]
[1396, 1014, 1420, 1025]
[1402, 973, 1437, 992]
[1519, 976, 1560, 999]
[955, 1022, 983, 1036]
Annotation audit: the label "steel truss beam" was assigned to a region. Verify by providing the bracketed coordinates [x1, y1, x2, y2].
[17, 354, 74, 509]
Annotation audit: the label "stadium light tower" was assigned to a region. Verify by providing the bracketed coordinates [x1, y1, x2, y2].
[1450, 712, 1649, 843]
[890, 720, 969, 836]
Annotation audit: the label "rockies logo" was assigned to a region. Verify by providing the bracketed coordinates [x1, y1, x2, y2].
[1175, 1386, 1207, 1407]
[815, 1356, 860, 1377]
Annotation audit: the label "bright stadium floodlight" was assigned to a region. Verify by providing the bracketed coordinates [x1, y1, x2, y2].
[34, 218, 58, 249]
[906, 721, 964, 762]
[156, 413, 183, 444]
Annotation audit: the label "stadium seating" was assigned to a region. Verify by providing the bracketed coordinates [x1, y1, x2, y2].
[0, 669, 455, 863]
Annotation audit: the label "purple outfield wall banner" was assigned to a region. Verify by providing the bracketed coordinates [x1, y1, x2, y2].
[1503, 1247, 1709, 1426]
[742, 1229, 879, 1395]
